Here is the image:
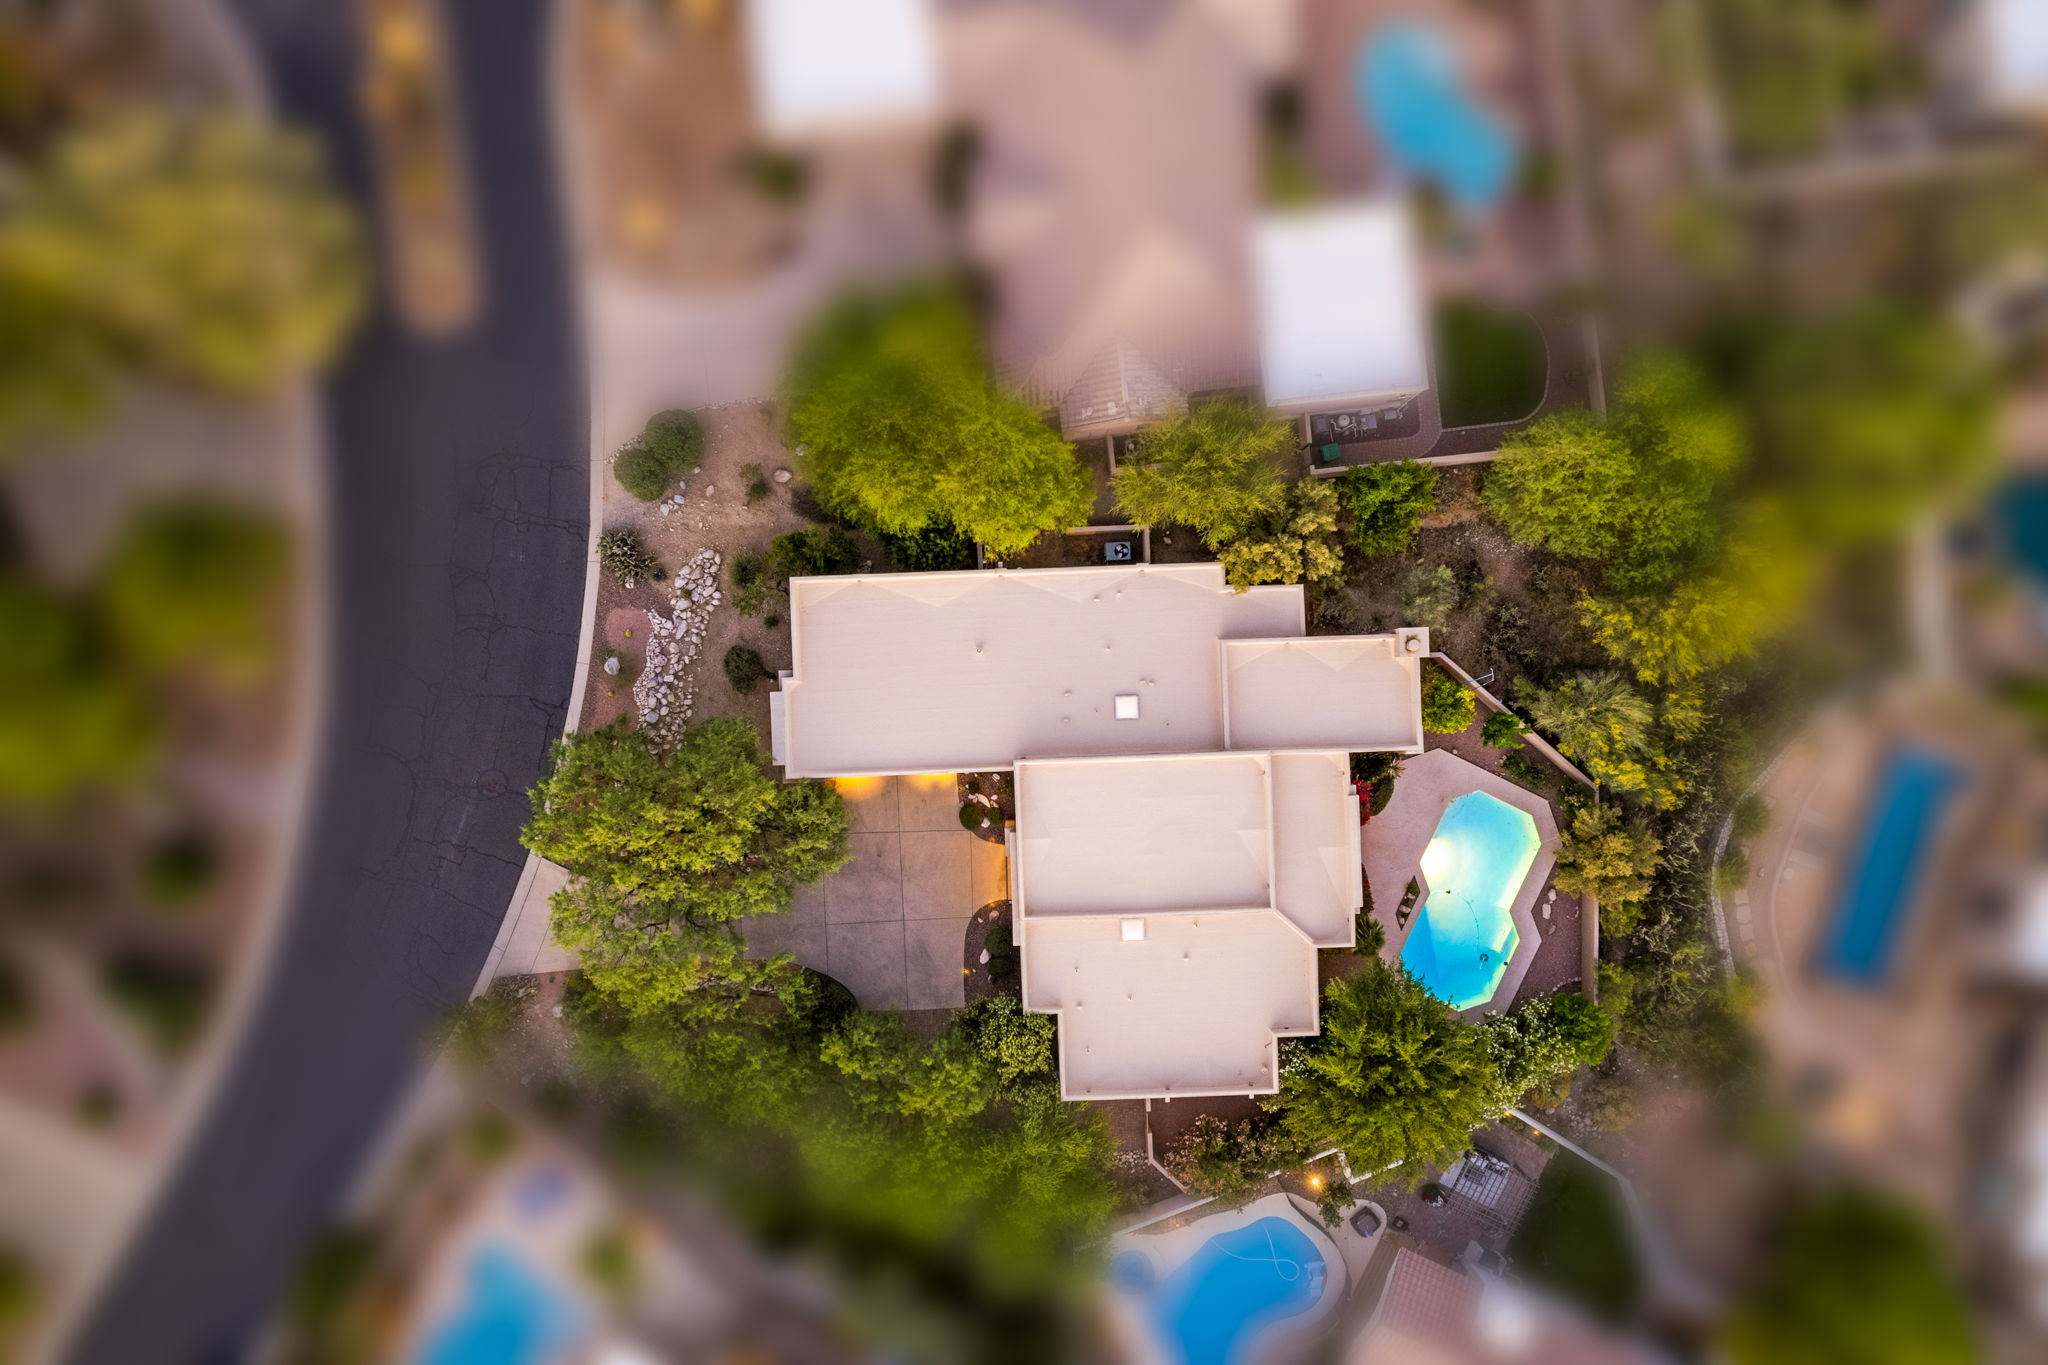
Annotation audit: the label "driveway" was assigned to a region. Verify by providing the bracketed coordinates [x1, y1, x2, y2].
[746, 776, 1008, 1011]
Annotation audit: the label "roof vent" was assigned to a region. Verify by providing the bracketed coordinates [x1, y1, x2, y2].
[1114, 693, 1140, 720]
[1121, 918, 1145, 942]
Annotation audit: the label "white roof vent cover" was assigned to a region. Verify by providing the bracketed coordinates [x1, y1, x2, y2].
[1114, 693, 1140, 720]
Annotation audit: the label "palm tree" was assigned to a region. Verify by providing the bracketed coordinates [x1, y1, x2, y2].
[1523, 671, 1653, 764]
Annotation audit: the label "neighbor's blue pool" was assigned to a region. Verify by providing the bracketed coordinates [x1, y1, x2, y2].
[1818, 748, 1960, 987]
[417, 1243, 582, 1365]
[1403, 791, 1539, 1009]
[1148, 1217, 1328, 1365]
[1356, 21, 1518, 213]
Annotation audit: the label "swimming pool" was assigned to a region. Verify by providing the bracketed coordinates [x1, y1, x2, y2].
[417, 1242, 582, 1365]
[1356, 22, 1517, 214]
[1403, 791, 1538, 1009]
[1148, 1217, 1328, 1365]
[1818, 748, 1959, 987]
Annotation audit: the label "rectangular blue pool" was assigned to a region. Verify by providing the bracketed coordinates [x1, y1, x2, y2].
[1817, 748, 1959, 987]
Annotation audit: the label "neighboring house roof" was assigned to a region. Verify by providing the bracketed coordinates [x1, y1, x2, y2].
[744, 0, 941, 139]
[1981, 0, 2048, 109]
[946, 0, 1260, 433]
[770, 562, 1425, 1100]
[1255, 200, 1431, 412]
[1352, 1250, 1664, 1365]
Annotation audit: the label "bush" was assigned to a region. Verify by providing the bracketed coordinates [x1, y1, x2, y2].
[613, 410, 701, 501]
[880, 519, 975, 572]
[101, 953, 212, 1056]
[1351, 751, 1402, 812]
[959, 801, 989, 830]
[1733, 793, 1770, 842]
[741, 461, 770, 504]
[580, 1224, 640, 1306]
[1401, 562, 1461, 629]
[1162, 1114, 1296, 1207]
[1421, 666, 1477, 734]
[1481, 710, 1527, 749]
[100, 500, 288, 685]
[767, 526, 860, 580]
[722, 645, 771, 694]
[142, 831, 217, 912]
[983, 918, 1018, 986]
[595, 528, 661, 589]
[1501, 750, 1554, 789]
[730, 552, 770, 615]
[1717, 846, 1751, 895]
[1342, 461, 1437, 556]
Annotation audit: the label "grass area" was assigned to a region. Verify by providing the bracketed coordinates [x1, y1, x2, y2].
[1433, 300, 1546, 429]
[1507, 1151, 1642, 1321]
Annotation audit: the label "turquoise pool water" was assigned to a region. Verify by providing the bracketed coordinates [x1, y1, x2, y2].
[417, 1243, 581, 1365]
[1403, 791, 1538, 1009]
[1818, 748, 1959, 987]
[1356, 22, 1517, 213]
[1149, 1217, 1327, 1365]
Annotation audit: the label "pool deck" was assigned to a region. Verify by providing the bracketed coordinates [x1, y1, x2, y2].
[1361, 750, 1559, 1017]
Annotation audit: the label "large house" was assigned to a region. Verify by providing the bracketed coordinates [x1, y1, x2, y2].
[770, 562, 1426, 1100]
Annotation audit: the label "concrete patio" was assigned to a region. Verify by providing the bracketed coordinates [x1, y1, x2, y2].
[743, 774, 1008, 1010]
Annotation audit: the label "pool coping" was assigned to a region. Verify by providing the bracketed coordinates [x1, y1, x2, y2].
[1362, 749, 1559, 1017]
[1108, 1192, 1348, 1365]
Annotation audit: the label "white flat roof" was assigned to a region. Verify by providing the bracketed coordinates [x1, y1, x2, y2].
[779, 564, 1303, 776]
[1022, 910, 1318, 1099]
[1225, 636, 1425, 752]
[1270, 751, 1365, 946]
[1255, 201, 1430, 412]
[744, 0, 940, 139]
[1013, 753, 1274, 917]
[1986, 0, 2048, 105]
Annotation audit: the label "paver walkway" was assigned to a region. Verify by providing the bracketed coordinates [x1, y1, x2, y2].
[745, 775, 1008, 1010]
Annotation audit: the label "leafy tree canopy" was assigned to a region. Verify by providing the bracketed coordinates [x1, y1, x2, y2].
[785, 285, 1091, 557]
[1272, 960, 1498, 1176]
[522, 720, 849, 1012]
[1484, 355, 1739, 595]
[1552, 803, 1663, 934]
[1215, 476, 1344, 592]
[99, 500, 288, 685]
[1342, 460, 1438, 556]
[1483, 991, 1615, 1113]
[1112, 400, 1290, 546]
[0, 110, 365, 396]
[1524, 671, 1686, 810]
[1725, 1190, 1977, 1365]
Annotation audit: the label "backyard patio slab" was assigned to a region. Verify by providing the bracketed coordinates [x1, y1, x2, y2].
[743, 775, 1007, 1010]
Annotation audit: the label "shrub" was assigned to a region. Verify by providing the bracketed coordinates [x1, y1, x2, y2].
[1421, 666, 1477, 734]
[613, 410, 701, 501]
[102, 953, 212, 1056]
[1351, 751, 1402, 812]
[961, 993, 1056, 1088]
[1553, 804, 1662, 924]
[1502, 749, 1555, 790]
[1314, 1175, 1357, 1228]
[1733, 793, 1770, 842]
[1717, 846, 1751, 895]
[596, 528, 661, 589]
[100, 501, 290, 685]
[1481, 710, 1528, 749]
[959, 801, 989, 830]
[722, 645, 771, 694]
[732, 146, 809, 204]
[741, 461, 770, 504]
[580, 1224, 640, 1306]
[880, 519, 975, 572]
[1162, 1114, 1296, 1207]
[1401, 562, 1461, 629]
[983, 918, 1018, 986]
[142, 831, 217, 912]
[1342, 461, 1437, 556]
[730, 552, 770, 615]
[767, 526, 860, 580]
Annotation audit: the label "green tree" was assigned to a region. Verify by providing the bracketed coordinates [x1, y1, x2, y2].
[1421, 666, 1476, 734]
[1484, 356, 1738, 594]
[0, 580, 156, 807]
[1724, 1190, 1977, 1365]
[522, 719, 849, 1012]
[1753, 304, 1996, 548]
[1400, 562, 1461, 630]
[0, 110, 365, 396]
[1552, 803, 1662, 934]
[1483, 991, 1615, 1111]
[1162, 1113, 1298, 1208]
[1112, 401, 1289, 545]
[1273, 960, 1498, 1175]
[785, 285, 1091, 556]
[1481, 710, 1527, 749]
[1215, 477, 1343, 592]
[99, 501, 289, 685]
[1341, 460, 1437, 556]
[1523, 672, 1685, 809]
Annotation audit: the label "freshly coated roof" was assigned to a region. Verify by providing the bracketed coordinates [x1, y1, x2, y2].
[1254, 200, 1431, 411]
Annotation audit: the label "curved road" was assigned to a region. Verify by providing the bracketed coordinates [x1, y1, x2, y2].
[66, 0, 587, 1359]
